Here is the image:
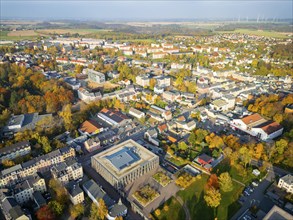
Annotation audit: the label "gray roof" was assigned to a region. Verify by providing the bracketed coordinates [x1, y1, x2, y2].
[83, 180, 115, 207]
[109, 202, 127, 217]
[1, 164, 22, 176]
[9, 206, 26, 219]
[66, 181, 83, 197]
[2, 197, 18, 213]
[0, 141, 30, 155]
[33, 191, 46, 207]
[105, 147, 140, 171]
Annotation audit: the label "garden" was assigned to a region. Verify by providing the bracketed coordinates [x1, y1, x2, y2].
[133, 184, 160, 207]
[153, 171, 172, 187]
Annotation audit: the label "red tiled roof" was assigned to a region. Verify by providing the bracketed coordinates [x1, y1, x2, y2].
[241, 113, 263, 125]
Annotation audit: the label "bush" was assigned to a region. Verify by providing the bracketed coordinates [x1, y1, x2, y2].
[155, 209, 161, 216]
[163, 205, 169, 211]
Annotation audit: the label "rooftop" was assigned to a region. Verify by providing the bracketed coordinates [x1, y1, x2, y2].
[92, 139, 158, 177]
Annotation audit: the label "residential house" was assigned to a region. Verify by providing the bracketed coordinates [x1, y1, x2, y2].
[66, 181, 84, 205]
[84, 69, 105, 83]
[77, 88, 102, 103]
[97, 108, 132, 128]
[0, 141, 31, 164]
[79, 120, 103, 136]
[278, 174, 293, 194]
[84, 137, 101, 153]
[129, 107, 145, 119]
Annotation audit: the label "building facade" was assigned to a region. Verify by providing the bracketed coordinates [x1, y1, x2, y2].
[278, 174, 293, 194]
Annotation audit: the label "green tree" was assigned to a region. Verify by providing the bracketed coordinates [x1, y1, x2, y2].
[218, 172, 233, 192]
[48, 201, 64, 216]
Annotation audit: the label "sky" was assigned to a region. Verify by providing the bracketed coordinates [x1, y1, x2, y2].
[1, 1, 292, 21]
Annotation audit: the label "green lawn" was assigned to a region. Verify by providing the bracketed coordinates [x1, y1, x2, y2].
[152, 196, 186, 220]
[177, 173, 243, 220]
[167, 157, 189, 167]
[217, 28, 291, 39]
[0, 30, 39, 41]
[213, 159, 255, 186]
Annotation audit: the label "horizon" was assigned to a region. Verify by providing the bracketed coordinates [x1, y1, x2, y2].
[1, 1, 293, 21]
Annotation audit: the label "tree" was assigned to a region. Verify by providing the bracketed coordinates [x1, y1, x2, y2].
[204, 187, 221, 210]
[70, 204, 84, 219]
[90, 199, 108, 220]
[275, 139, 288, 155]
[155, 209, 161, 216]
[206, 174, 219, 190]
[2, 159, 15, 168]
[218, 172, 233, 192]
[36, 205, 55, 220]
[59, 104, 73, 130]
[239, 146, 252, 168]
[48, 201, 64, 216]
[254, 143, 264, 160]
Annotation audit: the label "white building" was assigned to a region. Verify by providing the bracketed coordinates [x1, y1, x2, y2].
[84, 69, 105, 83]
[77, 88, 102, 103]
[136, 75, 150, 87]
[231, 113, 283, 141]
[129, 108, 145, 119]
[278, 174, 293, 194]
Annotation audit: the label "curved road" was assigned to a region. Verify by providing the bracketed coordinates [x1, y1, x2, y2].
[175, 195, 191, 220]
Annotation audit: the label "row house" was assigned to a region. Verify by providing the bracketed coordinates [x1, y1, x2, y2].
[0, 147, 75, 187]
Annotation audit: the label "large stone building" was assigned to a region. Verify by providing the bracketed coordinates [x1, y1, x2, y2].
[91, 139, 159, 189]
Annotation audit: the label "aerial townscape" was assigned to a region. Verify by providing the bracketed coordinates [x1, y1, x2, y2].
[0, 1, 292, 220]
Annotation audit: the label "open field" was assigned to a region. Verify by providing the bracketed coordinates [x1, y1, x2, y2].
[217, 28, 292, 38]
[0, 30, 40, 41]
[87, 81, 119, 90]
[36, 28, 111, 35]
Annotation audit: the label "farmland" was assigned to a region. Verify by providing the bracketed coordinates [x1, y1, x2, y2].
[217, 28, 292, 38]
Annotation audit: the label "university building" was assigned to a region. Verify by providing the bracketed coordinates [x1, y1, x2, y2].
[91, 139, 159, 189]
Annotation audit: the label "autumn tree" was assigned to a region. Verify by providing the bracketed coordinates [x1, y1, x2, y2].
[59, 104, 73, 131]
[204, 187, 221, 212]
[36, 205, 55, 220]
[206, 174, 219, 190]
[90, 199, 108, 220]
[70, 204, 84, 219]
[239, 146, 252, 168]
[218, 172, 233, 192]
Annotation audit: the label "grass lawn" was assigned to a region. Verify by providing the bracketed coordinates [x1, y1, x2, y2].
[153, 172, 172, 187]
[213, 159, 255, 186]
[167, 157, 188, 167]
[177, 173, 243, 220]
[217, 29, 291, 39]
[152, 196, 186, 220]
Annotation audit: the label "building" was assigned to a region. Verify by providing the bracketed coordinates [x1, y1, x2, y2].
[50, 158, 83, 185]
[33, 191, 46, 210]
[231, 113, 284, 141]
[1, 197, 30, 220]
[84, 69, 105, 83]
[278, 174, 293, 194]
[66, 181, 84, 205]
[91, 139, 159, 189]
[152, 52, 166, 59]
[83, 180, 127, 219]
[79, 120, 103, 136]
[155, 75, 171, 87]
[263, 205, 293, 220]
[2, 113, 53, 137]
[136, 75, 150, 87]
[0, 141, 31, 164]
[77, 88, 102, 103]
[0, 146, 75, 187]
[12, 173, 46, 205]
[129, 107, 145, 119]
[84, 137, 101, 152]
[97, 108, 132, 128]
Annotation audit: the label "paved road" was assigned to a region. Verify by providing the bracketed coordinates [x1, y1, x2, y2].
[230, 167, 281, 220]
[175, 195, 191, 220]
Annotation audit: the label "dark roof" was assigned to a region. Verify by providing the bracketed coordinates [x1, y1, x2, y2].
[66, 181, 83, 197]
[109, 202, 127, 217]
[2, 197, 18, 213]
[83, 180, 115, 207]
[0, 141, 30, 155]
[9, 206, 25, 219]
[33, 191, 46, 207]
[99, 108, 130, 124]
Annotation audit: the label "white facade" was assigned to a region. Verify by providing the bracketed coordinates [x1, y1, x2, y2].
[278, 174, 293, 194]
[129, 108, 145, 119]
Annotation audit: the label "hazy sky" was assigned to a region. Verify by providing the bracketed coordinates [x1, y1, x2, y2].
[1, 1, 292, 20]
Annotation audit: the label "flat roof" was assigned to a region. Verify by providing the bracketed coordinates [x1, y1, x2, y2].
[106, 147, 140, 171]
[92, 139, 158, 178]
